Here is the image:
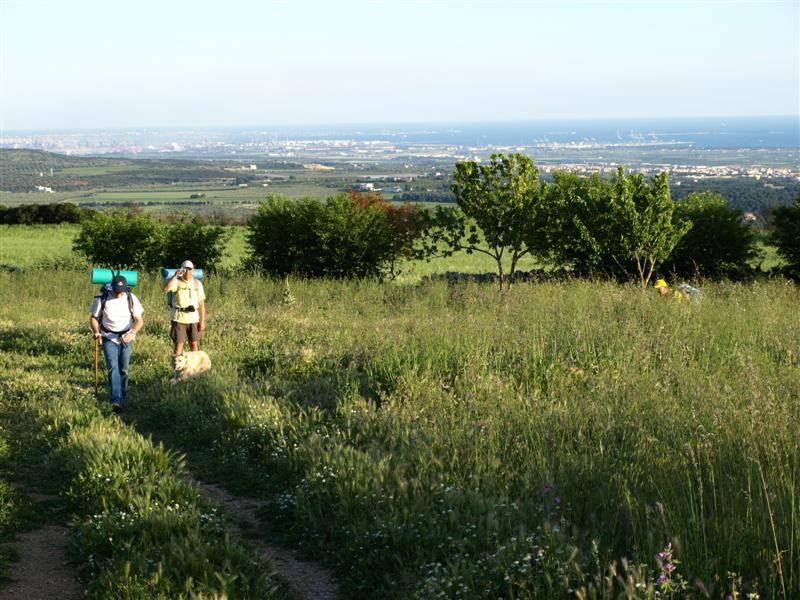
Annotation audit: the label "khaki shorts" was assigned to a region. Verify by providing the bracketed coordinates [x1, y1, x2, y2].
[171, 321, 201, 344]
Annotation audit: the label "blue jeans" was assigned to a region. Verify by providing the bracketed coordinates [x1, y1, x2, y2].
[101, 338, 133, 405]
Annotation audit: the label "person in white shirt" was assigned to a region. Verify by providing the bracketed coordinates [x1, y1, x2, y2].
[89, 275, 144, 411]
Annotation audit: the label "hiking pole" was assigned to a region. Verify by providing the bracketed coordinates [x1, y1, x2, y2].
[94, 336, 100, 397]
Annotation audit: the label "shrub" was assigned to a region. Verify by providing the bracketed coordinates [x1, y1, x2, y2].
[73, 212, 230, 272]
[246, 194, 424, 279]
[73, 212, 164, 270]
[246, 196, 326, 276]
[662, 192, 759, 279]
[160, 216, 230, 273]
[540, 169, 689, 285]
[538, 171, 615, 277]
[770, 196, 800, 278]
[0, 202, 89, 225]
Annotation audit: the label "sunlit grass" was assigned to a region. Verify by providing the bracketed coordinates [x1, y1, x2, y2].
[1, 270, 797, 598]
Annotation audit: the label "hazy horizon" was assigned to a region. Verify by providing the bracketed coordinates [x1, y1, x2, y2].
[5, 114, 799, 135]
[2, 1, 798, 131]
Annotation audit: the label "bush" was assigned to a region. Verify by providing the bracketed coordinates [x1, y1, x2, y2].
[73, 212, 164, 270]
[770, 196, 800, 278]
[73, 212, 230, 272]
[161, 216, 230, 273]
[0, 202, 90, 224]
[538, 171, 614, 277]
[662, 192, 758, 279]
[246, 193, 423, 279]
[540, 169, 688, 285]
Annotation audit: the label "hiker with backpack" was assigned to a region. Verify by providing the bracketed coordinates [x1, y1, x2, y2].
[89, 274, 144, 411]
[163, 260, 206, 361]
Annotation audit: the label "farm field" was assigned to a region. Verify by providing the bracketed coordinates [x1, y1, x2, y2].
[0, 271, 797, 598]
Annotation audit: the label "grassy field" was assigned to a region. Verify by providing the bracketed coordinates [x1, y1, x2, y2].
[0, 223, 783, 281]
[0, 224, 247, 270]
[0, 270, 797, 598]
[0, 301, 284, 598]
[0, 223, 538, 276]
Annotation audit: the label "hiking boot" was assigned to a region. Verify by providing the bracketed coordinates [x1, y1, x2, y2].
[111, 402, 124, 413]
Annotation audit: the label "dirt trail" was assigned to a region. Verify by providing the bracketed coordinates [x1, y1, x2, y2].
[0, 524, 82, 600]
[186, 474, 339, 600]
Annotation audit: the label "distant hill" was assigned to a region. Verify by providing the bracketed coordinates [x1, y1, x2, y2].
[0, 149, 249, 192]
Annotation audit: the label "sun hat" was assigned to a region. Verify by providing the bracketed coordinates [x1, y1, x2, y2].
[181, 260, 194, 269]
[653, 278, 668, 289]
[111, 274, 128, 293]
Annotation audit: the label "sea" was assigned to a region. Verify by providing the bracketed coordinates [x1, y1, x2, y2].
[7, 116, 799, 151]
[239, 116, 800, 149]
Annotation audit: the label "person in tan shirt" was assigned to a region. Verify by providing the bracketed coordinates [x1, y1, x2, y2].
[163, 260, 206, 361]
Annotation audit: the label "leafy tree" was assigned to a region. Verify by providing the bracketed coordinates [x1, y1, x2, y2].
[537, 171, 616, 277]
[246, 193, 424, 279]
[442, 153, 545, 288]
[610, 168, 690, 287]
[347, 190, 426, 279]
[662, 192, 758, 279]
[161, 216, 230, 273]
[246, 196, 325, 276]
[538, 169, 688, 285]
[770, 196, 800, 279]
[73, 212, 164, 270]
[316, 194, 397, 278]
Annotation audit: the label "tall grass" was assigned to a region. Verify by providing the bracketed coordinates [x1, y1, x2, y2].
[0, 290, 283, 598]
[1, 270, 798, 598]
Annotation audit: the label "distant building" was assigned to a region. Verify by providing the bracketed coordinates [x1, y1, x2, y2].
[250, 164, 257, 170]
[35, 186, 54, 193]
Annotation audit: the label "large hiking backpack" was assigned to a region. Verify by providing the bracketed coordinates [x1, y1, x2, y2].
[95, 284, 135, 334]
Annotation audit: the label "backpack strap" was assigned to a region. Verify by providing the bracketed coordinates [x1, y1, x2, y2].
[126, 290, 135, 319]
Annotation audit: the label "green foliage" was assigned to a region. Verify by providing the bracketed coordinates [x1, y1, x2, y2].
[0, 202, 90, 225]
[611, 168, 690, 287]
[770, 196, 800, 278]
[446, 153, 546, 287]
[537, 171, 617, 277]
[539, 169, 689, 285]
[246, 196, 328, 276]
[72, 212, 230, 271]
[161, 216, 230, 273]
[663, 192, 759, 278]
[73, 212, 164, 270]
[246, 194, 424, 279]
[315, 193, 397, 278]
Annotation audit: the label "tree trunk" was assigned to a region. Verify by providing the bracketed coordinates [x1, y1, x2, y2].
[496, 256, 505, 291]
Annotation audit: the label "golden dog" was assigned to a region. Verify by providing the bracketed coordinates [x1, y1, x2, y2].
[172, 350, 211, 383]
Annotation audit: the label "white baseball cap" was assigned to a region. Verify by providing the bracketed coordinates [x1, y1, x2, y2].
[181, 260, 194, 269]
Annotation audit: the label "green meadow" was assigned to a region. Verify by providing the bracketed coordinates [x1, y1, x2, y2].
[0, 223, 538, 276]
[0, 267, 797, 598]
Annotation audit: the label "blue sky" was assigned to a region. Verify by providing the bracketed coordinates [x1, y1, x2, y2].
[2, 1, 798, 130]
